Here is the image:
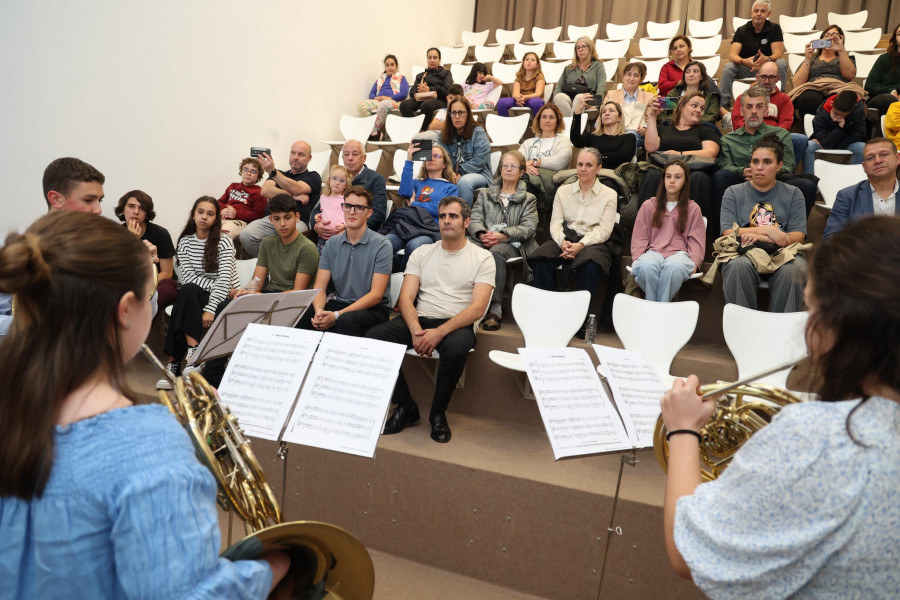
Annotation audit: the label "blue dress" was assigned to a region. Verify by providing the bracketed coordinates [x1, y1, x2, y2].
[0, 404, 271, 599]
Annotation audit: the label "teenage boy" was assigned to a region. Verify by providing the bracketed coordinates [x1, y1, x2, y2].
[300, 186, 392, 336]
[804, 91, 867, 176]
[219, 157, 266, 240]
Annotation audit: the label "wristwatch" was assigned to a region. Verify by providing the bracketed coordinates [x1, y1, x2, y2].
[270, 169, 278, 179]
[333, 310, 340, 321]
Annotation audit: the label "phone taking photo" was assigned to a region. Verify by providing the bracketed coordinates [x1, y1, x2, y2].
[411, 139, 433, 161]
[657, 97, 679, 111]
[250, 147, 271, 157]
[811, 39, 832, 50]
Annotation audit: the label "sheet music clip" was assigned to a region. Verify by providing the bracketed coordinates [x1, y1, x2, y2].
[622, 449, 639, 467]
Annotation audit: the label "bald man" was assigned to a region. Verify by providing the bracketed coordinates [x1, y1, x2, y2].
[239, 140, 322, 257]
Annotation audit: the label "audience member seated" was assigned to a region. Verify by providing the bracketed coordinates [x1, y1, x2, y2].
[790, 25, 858, 121]
[300, 186, 392, 336]
[381, 142, 458, 270]
[367, 197, 495, 444]
[553, 36, 606, 117]
[496, 52, 546, 117]
[804, 90, 866, 175]
[518, 103, 573, 217]
[530, 148, 618, 324]
[715, 84, 817, 216]
[665, 61, 721, 126]
[358, 54, 410, 141]
[719, 135, 808, 313]
[720, 0, 788, 109]
[657, 35, 695, 97]
[865, 24, 900, 118]
[463, 62, 503, 110]
[158, 197, 237, 389]
[427, 84, 463, 131]
[823, 138, 900, 241]
[643, 92, 721, 218]
[115, 190, 176, 310]
[604, 61, 655, 150]
[571, 99, 637, 169]
[400, 47, 453, 131]
[310, 140, 388, 236]
[239, 141, 321, 257]
[469, 150, 538, 331]
[312, 165, 352, 252]
[217, 157, 265, 241]
[631, 160, 705, 302]
[440, 97, 492, 206]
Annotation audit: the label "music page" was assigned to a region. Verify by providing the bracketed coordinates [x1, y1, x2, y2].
[520, 347, 631, 459]
[217, 324, 322, 441]
[281, 333, 407, 458]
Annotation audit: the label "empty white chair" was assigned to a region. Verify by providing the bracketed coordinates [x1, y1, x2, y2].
[563, 115, 589, 135]
[513, 42, 544, 62]
[612, 294, 699, 384]
[410, 65, 425, 81]
[530, 25, 562, 44]
[689, 35, 722, 58]
[566, 24, 599, 42]
[485, 113, 531, 147]
[595, 38, 630, 60]
[322, 115, 378, 152]
[640, 57, 669, 83]
[603, 58, 620, 82]
[698, 55, 721, 78]
[489, 150, 501, 175]
[638, 37, 672, 58]
[814, 160, 866, 209]
[493, 27, 525, 47]
[787, 53, 806, 75]
[490, 61, 520, 84]
[552, 41, 575, 61]
[779, 13, 817, 33]
[606, 21, 639, 41]
[852, 51, 883, 80]
[687, 18, 723, 37]
[732, 17, 750, 34]
[732, 79, 752, 101]
[646, 20, 681, 39]
[440, 45, 468, 66]
[722, 304, 808, 388]
[235, 258, 258, 290]
[844, 28, 882, 53]
[370, 114, 425, 149]
[540, 60, 568, 84]
[449, 62, 470, 85]
[783, 32, 820, 55]
[461, 30, 490, 47]
[474, 44, 505, 65]
[827, 10, 868, 31]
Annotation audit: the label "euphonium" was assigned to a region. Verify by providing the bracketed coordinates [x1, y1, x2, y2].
[141, 344, 375, 599]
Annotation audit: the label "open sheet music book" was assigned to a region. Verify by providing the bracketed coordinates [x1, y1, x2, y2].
[519, 346, 668, 460]
[216, 323, 407, 458]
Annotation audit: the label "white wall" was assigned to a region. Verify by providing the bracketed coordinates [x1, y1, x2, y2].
[0, 0, 475, 237]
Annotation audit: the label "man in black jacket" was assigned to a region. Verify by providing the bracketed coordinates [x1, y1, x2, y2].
[804, 90, 866, 176]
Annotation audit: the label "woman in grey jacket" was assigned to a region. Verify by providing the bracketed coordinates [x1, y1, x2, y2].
[469, 150, 539, 331]
[553, 36, 607, 117]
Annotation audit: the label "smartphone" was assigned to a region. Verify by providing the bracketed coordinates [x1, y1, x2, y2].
[586, 95, 604, 106]
[811, 39, 832, 49]
[657, 97, 679, 111]
[411, 138, 433, 161]
[250, 147, 271, 157]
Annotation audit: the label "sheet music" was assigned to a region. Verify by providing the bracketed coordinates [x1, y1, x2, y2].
[281, 333, 406, 458]
[592, 345, 666, 448]
[519, 347, 631, 460]
[217, 324, 322, 441]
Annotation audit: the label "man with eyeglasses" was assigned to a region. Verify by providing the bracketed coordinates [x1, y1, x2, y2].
[366, 197, 494, 443]
[239, 140, 322, 257]
[299, 186, 392, 336]
[824, 138, 900, 241]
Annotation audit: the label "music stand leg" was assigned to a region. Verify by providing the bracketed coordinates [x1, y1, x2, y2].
[595, 450, 639, 600]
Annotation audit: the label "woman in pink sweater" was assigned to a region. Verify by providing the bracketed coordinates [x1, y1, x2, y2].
[630, 160, 705, 301]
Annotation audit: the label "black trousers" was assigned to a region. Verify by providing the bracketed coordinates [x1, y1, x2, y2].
[296, 299, 390, 337]
[399, 98, 446, 130]
[163, 283, 209, 361]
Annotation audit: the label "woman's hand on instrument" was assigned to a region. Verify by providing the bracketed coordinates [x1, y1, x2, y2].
[660, 375, 716, 433]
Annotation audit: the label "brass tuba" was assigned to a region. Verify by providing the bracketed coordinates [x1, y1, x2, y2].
[141, 344, 375, 599]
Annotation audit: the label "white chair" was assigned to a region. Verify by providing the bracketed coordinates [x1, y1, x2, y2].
[814, 160, 866, 209]
[566, 24, 599, 42]
[410, 65, 425, 81]
[732, 79, 751, 101]
[474, 44, 505, 65]
[595, 38, 630, 60]
[611, 294, 699, 384]
[689, 35, 722, 58]
[732, 17, 750, 34]
[787, 53, 806, 75]
[563, 115, 589, 135]
[827, 10, 868, 31]
[450, 62, 470, 85]
[698, 55, 721, 78]
[851, 51, 883, 80]
[489, 150, 502, 175]
[541, 60, 568, 85]
[687, 18, 722, 37]
[513, 42, 544, 62]
[602, 58, 620, 82]
[488, 285, 591, 397]
[322, 115, 377, 151]
[370, 114, 425, 149]
[779, 13, 817, 34]
[639, 57, 669, 83]
[646, 20, 681, 38]
[530, 26, 562, 45]
[638, 37, 672, 59]
[307, 150, 331, 184]
[722, 304, 808, 389]
[803, 113, 814, 137]
[235, 258, 258, 290]
[783, 32, 820, 55]
[606, 22, 639, 41]
[844, 29, 882, 53]
[551, 41, 575, 61]
[461, 30, 490, 48]
[439, 45, 468, 66]
[389, 272, 404, 308]
[493, 27, 525, 47]
[881, 114, 886, 137]
[485, 113, 531, 148]
[386, 150, 408, 191]
[491, 61, 520, 84]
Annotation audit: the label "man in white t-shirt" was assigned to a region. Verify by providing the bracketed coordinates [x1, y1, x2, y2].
[366, 196, 495, 443]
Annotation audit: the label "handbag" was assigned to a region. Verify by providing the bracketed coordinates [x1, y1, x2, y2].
[648, 152, 717, 173]
[561, 82, 591, 99]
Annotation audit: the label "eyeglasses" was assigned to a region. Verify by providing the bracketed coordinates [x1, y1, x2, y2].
[575, 45, 589, 50]
[241, 168, 259, 175]
[428, 153, 443, 160]
[501, 163, 522, 170]
[757, 74, 778, 80]
[341, 202, 369, 214]
[450, 110, 467, 117]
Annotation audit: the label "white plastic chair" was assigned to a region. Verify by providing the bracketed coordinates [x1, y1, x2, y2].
[722, 304, 808, 389]
[235, 258, 258, 290]
[386, 150, 408, 191]
[606, 22, 639, 41]
[513, 42, 544, 62]
[491, 61, 520, 84]
[530, 26, 562, 45]
[698, 55, 721, 78]
[440, 45, 468, 66]
[461, 30, 490, 48]
[689, 35, 722, 58]
[732, 17, 750, 34]
[827, 10, 868, 31]
[844, 29, 882, 53]
[566, 24, 599, 42]
[474, 44, 505, 64]
[552, 41, 575, 61]
[732, 79, 751, 101]
[322, 115, 377, 151]
[488, 285, 591, 397]
[449, 62, 470, 85]
[646, 20, 681, 39]
[803, 113, 814, 136]
[595, 38, 630, 60]
[814, 160, 866, 209]
[410, 65, 425, 81]
[307, 150, 331, 185]
[638, 37, 672, 58]
[493, 27, 525, 47]
[881, 114, 886, 136]
[489, 150, 502, 175]
[612, 294, 700, 384]
[640, 57, 669, 83]
[540, 60, 568, 85]
[852, 51, 883, 80]
[389, 272, 404, 308]
[779, 13, 817, 34]
[602, 58, 620, 82]
[563, 115, 589, 135]
[783, 32, 820, 55]
[485, 113, 531, 148]
[787, 53, 806, 75]
[687, 18, 722, 37]
[370, 114, 425, 149]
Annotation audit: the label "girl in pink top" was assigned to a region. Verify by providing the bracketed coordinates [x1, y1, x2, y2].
[463, 63, 503, 110]
[314, 165, 351, 252]
[630, 160, 706, 301]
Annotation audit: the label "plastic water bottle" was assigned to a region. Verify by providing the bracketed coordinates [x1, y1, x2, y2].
[246, 276, 262, 293]
[584, 314, 597, 344]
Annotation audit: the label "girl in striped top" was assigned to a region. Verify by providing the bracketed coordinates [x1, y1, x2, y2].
[158, 196, 237, 389]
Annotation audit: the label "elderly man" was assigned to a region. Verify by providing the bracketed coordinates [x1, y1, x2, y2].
[719, 0, 788, 110]
[310, 140, 387, 236]
[239, 140, 322, 257]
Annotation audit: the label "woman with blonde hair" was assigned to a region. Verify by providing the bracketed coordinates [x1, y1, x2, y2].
[496, 51, 546, 116]
[553, 36, 606, 117]
[571, 99, 637, 170]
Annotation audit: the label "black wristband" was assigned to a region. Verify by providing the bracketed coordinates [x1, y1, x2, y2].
[270, 169, 278, 179]
[666, 429, 701, 442]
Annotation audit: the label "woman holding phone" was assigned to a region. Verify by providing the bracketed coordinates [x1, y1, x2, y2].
[790, 25, 858, 120]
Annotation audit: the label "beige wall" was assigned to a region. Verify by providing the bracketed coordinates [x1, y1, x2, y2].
[0, 0, 475, 236]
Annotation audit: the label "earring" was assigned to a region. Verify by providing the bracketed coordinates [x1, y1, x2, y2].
[124, 322, 131, 330]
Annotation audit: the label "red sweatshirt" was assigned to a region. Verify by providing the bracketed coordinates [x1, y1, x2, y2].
[217, 183, 266, 222]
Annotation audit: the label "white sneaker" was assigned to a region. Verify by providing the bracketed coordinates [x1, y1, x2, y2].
[156, 362, 180, 390]
[183, 346, 204, 377]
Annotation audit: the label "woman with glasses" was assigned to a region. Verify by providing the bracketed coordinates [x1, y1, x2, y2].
[399, 47, 453, 130]
[441, 97, 492, 206]
[553, 36, 606, 117]
[217, 157, 266, 240]
[517, 103, 573, 221]
[658, 35, 694, 97]
[571, 99, 637, 170]
[469, 150, 538, 331]
[790, 25, 858, 120]
[358, 54, 410, 141]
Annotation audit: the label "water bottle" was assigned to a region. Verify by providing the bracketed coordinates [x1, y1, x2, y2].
[246, 276, 262, 293]
[584, 314, 597, 344]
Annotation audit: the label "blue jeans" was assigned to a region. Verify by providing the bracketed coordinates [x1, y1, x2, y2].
[456, 173, 493, 206]
[384, 232, 434, 272]
[804, 140, 865, 175]
[631, 250, 696, 302]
